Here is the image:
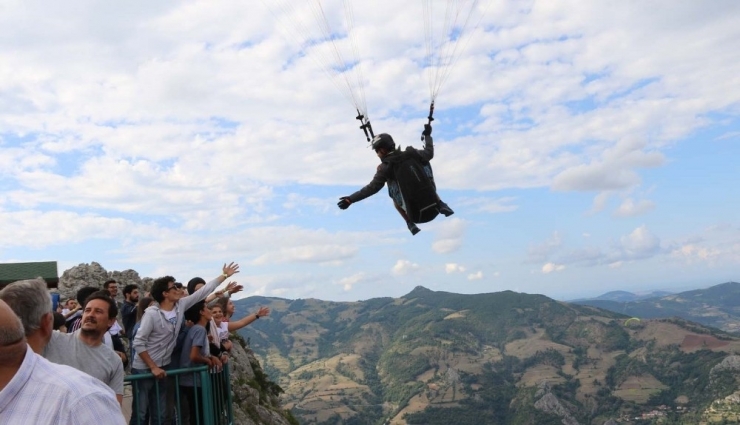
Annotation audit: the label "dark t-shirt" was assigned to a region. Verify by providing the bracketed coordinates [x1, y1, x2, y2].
[179, 324, 208, 387]
[121, 301, 137, 338]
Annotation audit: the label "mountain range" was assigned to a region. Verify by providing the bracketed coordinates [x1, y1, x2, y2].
[571, 281, 740, 333]
[570, 290, 674, 303]
[233, 284, 740, 425]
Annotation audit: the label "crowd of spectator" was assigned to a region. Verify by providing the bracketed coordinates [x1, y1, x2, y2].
[0, 261, 270, 425]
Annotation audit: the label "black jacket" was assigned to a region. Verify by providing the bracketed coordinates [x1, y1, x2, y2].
[348, 135, 434, 203]
[121, 300, 137, 338]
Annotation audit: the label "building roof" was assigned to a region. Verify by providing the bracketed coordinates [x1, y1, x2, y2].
[0, 261, 59, 289]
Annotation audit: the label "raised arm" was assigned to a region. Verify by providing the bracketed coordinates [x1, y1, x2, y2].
[205, 281, 243, 303]
[227, 306, 270, 332]
[180, 262, 240, 311]
[418, 134, 434, 162]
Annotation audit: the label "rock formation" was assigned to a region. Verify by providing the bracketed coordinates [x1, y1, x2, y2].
[533, 380, 581, 425]
[56, 262, 150, 303]
[710, 355, 740, 376]
[229, 335, 295, 425]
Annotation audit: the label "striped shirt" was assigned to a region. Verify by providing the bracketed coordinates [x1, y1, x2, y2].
[0, 346, 125, 425]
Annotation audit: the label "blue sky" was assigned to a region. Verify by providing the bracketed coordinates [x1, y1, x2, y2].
[1, 0, 739, 302]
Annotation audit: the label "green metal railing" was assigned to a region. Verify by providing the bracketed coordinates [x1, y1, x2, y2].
[126, 364, 234, 425]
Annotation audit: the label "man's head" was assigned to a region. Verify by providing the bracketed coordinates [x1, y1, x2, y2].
[0, 299, 27, 367]
[0, 279, 54, 352]
[103, 279, 118, 297]
[371, 133, 395, 158]
[53, 312, 67, 332]
[151, 276, 178, 303]
[123, 284, 140, 302]
[76, 286, 100, 306]
[65, 299, 78, 310]
[80, 291, 118, 339]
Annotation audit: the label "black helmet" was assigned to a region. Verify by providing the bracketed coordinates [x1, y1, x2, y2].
[371, 133, 395, 152]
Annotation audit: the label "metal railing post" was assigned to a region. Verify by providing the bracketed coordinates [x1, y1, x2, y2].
[224, 363, 234, 424]
[126, 365, 230, 425]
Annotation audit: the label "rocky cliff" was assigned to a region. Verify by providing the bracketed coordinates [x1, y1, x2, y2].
[56, 261, 152, 302]
[229, 335, 297, 425]
[533, 381, 581, 425]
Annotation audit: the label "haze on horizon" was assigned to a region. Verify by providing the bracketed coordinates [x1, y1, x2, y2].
[1, 0, 738, 302]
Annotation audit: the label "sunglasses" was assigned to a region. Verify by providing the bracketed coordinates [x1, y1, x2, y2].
[166, 283, 184, 292]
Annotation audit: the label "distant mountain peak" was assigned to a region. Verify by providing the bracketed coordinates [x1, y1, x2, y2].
[581, 289, 675, 303]
[406, 285, 433, 297]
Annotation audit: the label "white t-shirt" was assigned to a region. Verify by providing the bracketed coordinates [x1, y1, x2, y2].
[162, 309, 178, 324]
[216, 321, 229, 341]
[108, 321, 123, 336]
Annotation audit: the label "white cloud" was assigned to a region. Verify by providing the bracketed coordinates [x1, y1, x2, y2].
[665, 225, 740, 267]
[542, 262, 566, 274]
[613, 198, 655, 217]
[456, 197, 518, 214]
[282, 193, 332, 214]
[528, 232, 563, 263]
[432, 218, 467, 254]
[0, 210, 164, 249]
[619, 225, 661, 260]
[392, 260, 420, 276]
[553, 137, 665, 193]
[554, 225, 663, 267]
[553, 162, 643, 192]
[588, 192, 610, 214]
[338, 272, 366, 291]
[252, 245, 358, 266]
[467, 271, 484, 280]
[671, 244, 723, 265]
[445, 263, 466, 274]
[270, 287, 291, 296]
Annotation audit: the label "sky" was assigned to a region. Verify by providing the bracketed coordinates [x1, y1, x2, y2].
[1, 0, 739, 302]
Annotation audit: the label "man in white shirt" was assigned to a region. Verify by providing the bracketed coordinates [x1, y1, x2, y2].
[0, 297, 124, 425]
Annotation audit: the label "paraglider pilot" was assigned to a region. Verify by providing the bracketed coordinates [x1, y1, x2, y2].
[337, 124, 453, 235]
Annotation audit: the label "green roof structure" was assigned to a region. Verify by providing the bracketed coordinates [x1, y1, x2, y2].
[0, 261, 59, 289]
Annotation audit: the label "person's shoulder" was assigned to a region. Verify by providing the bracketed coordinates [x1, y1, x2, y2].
[187, 324, 206, 338]
[140, 305, 160, 319]
[46, 329, 75, 350]
[52, 329, 74, 340]
[377, 161, 392, 172]
[31, 353, 117, 396]
[19, 353, 121, 422]
[94, 338, 122, 360]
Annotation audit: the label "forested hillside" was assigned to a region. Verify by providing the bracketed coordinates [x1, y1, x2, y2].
[573, 281, 740, 333]
[235, 286, 740, 424]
